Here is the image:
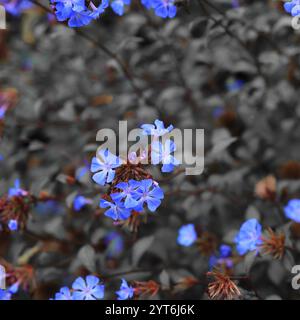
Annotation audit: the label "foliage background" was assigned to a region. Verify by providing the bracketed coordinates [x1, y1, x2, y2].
[1, 0, 300, 300]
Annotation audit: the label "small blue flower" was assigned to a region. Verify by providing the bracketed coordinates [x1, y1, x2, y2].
[209, 245, 233, 270]
[116, 279, 134, 300]
[151, 139, 179, 173]
[89, 0, 109, 19]
[134, 179, 164, 212]
[72, 275, 104, 300]
[54, 287, 73, 300]
[104, 231, 124, 258]
[110, 0, 131, 16]
[141, 119, 174, 137]
[177, 224, 197, 247]
[91, 149, 122, 186]
[114, 180, 141, 209]
[284, 199, 300, 223]
[226, 77, 245, 92]
[0, 289, 12, 300]
[284, 0, 300, 16]
[151, 0, 177, 19]
[234, 219, 262, 255]
[100, 194, 131, 221]
[8, 179, 27, 198]
[0, 105, 7, 120]
[73, 195, 92, 211]
[8, 219, 18, 231]
[3, 0, 33, 16]
[141, 0, 152, 9]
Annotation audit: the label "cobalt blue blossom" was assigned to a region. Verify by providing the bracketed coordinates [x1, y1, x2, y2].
[284, 199, 300, 223]
[91, 149, 122, 186]
[151, 0, 177, 19]
[72, 275, 104, 300]
[110, 0, 131, 16]
[141, 119, 173, 137]
[209, 244, 233, 270]
[226, 78, 245, 92]
[177, 224, 197, 247]
[141, 0, 152, 9]
[100, 194, 131, 221]
[284, 0, 300, 16]
[8, 219, 18, 231]
[234, 219, 262, 255]
[73, 195, 92, 211]
[3, 0, 32, 16]
[0, 289, 11, 300]
[134, 179, 164, 212]
[114, 180, 141, 209]
[104, 231, 124, 257]
[151, 139, 179, 172]
[8, 179, 27, 198]
[54, 287, 73, 300]
[90, 0, 109, 19]
[116, 279, 134, 300]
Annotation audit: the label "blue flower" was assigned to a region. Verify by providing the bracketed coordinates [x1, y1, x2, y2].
[68, 10, 93, 27]
[72, 275, 104, 300]
[0, 105, 7, 120]
[114, 180, 141, 209]
[0, 289, 11, 300]
[73, 195, 92, 211]
[226, 77, 245, 92]
[284, 199, 300, 223]
[234, 219, 262, 255]
[90, 0, 109, 19]
[100, 194, 131, 221]
[54, 287, 73, 300]
[151, 0, 177, 19]
[8, 179, 27, 198]
[116, 279, 134, 300]
[284, 0, 300, 16]
[104, 231, 124, 258]
[8, 219, 18, 231]
[91, 149, 122, 186]
[209, 245, 233, 270]
[134, 179, 164, 212]
[177, 224, 197, 247]
[151, 139, 179, 172]
[110, 0, 131, 16]
[3, 0, 33, 16]
[141, 119, 174, 137]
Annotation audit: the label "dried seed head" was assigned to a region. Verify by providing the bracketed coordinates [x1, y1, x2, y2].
[260, 228, 285, 260]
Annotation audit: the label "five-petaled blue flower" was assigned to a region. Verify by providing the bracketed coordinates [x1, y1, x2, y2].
[54, 287, 73, 300]
[151, 139, 179, 172]
[177, 224, 197, 247]
[116, 279, 134, 300]
[134, 179, 164, 212]
[141, 119, 173, 137]
[151, 0, 177, 19]
[72, 275, 105, 300]
[114, 180, 141, 209]
[91, 149, 122, 186]
[234, 219, 262, 255]
[100, 194, 131, 221]
[284, 199, 300, 223]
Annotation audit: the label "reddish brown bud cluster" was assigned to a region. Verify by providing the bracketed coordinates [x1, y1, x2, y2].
[0, 194, 35, 231]
[173, 276, 199, 293]
[133, 280, 160, 298]
[260, 228, 285, 260]
[207, 271, 241, 300]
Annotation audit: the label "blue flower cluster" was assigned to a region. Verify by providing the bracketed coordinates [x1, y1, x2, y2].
[53, 276, 133, 300]
[100, 179, 164, 221]
[177, 224, 197, 247]
[50, 0, 177, 28]
[284, 0, 300, 16]
[284, 199, 300, 223]
[234, 219, 262, 255]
